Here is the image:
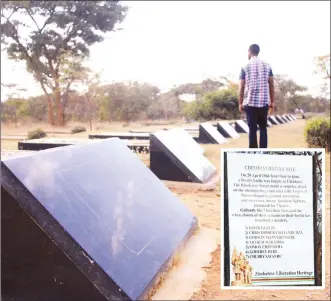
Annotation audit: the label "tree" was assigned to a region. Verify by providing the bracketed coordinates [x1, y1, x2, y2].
[1, 98, 29, 127]
[1, 1, 127, 126]
[314, 54, 330, 102]
[314, 54, 330, 80]
[79, 70, 101, 131]
[274, 75, 307, 113]
[1, 82, 28, 127]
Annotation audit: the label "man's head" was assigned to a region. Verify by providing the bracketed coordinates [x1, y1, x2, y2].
[248, 44, 260, 59]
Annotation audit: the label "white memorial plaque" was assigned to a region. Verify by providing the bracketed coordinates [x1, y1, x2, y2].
[223, 152, 317, 287]
[218, 122, 240, 139]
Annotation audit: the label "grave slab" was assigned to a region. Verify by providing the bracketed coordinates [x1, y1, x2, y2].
[18, 138, 90, 151]
[275, 115, 285, 124]
[166, 128, 204, 155]
[284, 115, 293, 122]
[150, 131, 217, 183]
[216, 122, 240, 139]
[89, 132, 150, 140]
[234, 120, 249, 134]
[268, 116, 280, 125]
[286, 115, 294, 121]
[1, 138, 198, 300]
[18, 138, 150, 154]
[198, 123, 227, 144]
[282, 115, 290, 123]
[281, 115, 289, 123]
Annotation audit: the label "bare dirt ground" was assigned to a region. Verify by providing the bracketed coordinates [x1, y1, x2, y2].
[1, 118, 330, 300]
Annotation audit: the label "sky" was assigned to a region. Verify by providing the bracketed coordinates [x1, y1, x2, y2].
[1, 1, 330, 100]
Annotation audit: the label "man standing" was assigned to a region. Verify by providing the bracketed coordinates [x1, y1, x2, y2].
[239, 44, 275, 148]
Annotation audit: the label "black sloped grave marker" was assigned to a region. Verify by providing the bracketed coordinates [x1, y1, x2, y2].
[268, 116, 280, 125]
[1, 138, 197, 301]
[166, 128, 204, 155]
[216, 122, 240, 139]
[89, 132, 150, 140]
[283, 115, 290, 123]
[18, 138, 150, 154]
[234, 120, 249, 134]
[150, 130, 217, 183]
[275, 115, 285, 124]
[285, 114, 294, 121]
[284, 115, 292, 122]
[199, 122, 227, 144]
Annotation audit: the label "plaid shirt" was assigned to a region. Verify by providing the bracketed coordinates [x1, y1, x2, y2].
[239, 57, 273, 107]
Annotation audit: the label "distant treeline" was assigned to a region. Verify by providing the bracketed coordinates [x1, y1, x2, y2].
[1, 76, 329, 128]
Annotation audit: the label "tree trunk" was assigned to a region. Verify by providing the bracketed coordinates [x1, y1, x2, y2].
[54, 90, 64, 126]
[53, 72, 64, 127]
[38, 79, 55, 125]
[47, 100, 55, 125]
[14, 113, 17, 128]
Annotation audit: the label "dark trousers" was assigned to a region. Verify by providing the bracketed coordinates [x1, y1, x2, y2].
[244, 105, 269, 148]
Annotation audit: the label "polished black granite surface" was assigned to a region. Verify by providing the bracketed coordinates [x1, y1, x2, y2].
[1, 138, 197, 300]
[150, 131, 217, 183]
[199, 123, 227, 144]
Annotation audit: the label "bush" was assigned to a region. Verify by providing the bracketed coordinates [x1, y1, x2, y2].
[27, 128, 47, 140]
[305, 116, 330, 151]
[182, 88, 240, 121]
[71, 125, 86, 134]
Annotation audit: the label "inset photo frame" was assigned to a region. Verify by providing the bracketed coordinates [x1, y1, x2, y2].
[221, 148, 325, 290]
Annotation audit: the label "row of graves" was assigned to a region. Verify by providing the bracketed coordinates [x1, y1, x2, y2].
[1, 114, 296, 300]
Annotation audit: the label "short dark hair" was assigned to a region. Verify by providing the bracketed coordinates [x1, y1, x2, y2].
[249, 44, 260, 55]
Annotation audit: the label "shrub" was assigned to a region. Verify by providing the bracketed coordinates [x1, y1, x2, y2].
[71, 125, 86, 134]
[27, 128, 47, 140]
[304, 116, 330, 151]
[182, 88, 240, 121]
